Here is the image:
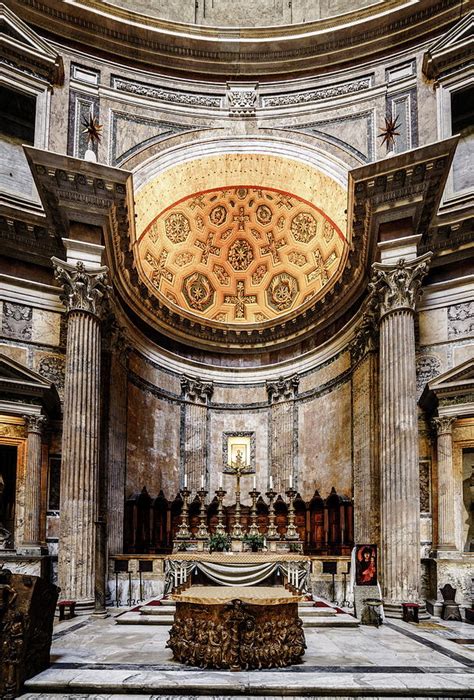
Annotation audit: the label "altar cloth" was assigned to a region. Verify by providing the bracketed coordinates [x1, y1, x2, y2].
[172, 585, 303, 606]
[165, 553, 310, 592]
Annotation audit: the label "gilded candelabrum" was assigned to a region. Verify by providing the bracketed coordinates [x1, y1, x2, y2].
[225, 452, 253, 539]
[196, 488, 209, 540]
[248, 488, 260, 536]
[215, 488, 227, 535]
[285, 487, 299, 540]
[265, 488, 279, 539]
[176, 487, 191, 540]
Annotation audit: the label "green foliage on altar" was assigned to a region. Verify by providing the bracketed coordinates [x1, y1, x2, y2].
[243, 533, 265, 551]
[208, 532, 231, 553]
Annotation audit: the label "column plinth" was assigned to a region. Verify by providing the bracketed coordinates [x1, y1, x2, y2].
[371, 254, 431, 615]
[432, 416, 457, 552]
[21, 414, 47, 553]
[53, 258, 110, 612]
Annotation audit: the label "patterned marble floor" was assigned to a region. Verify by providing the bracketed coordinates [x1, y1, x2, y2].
[20, 610, 474, 699]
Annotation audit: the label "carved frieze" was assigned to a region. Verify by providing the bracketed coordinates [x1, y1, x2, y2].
[370, 254, 432, 318]
[349, 299, 379, 364]
[113, 77, 222, 109]
[266, 374, 300, 403]
[262, 76, 372, 108]
[52, 259, 111, 319]
[1, 303, 32, 341]
[181, 376, 214, 404]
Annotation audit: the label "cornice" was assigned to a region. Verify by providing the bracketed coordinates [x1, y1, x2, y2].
[7, 0, 466, 78]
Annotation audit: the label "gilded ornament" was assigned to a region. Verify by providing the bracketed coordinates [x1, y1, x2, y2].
[288, 251, 308, 267]
[256, 204, 272, 225]
[165, 212, 191, 244]
[175, 252, 194, 267]
[209, 205, 227, 226]
[182, 272, 215, 312]
[290, 212, 317, 243]
[266, 272, 298, 311]
[228, 239, 254, 271]
[213, 264, 231, 286]
[251, 264, 268, 285]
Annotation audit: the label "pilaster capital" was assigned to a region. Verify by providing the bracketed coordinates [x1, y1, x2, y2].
[266, 374, 299, 403]
[370, 252, 432, 318]
[52, 258, 111, 319]
[181, 375, 214, 404]
[23, 414, 47, 434]
[432, 415, 457, 436]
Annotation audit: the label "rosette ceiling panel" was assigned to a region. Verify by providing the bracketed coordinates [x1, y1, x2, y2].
[128, 153, 351, 349]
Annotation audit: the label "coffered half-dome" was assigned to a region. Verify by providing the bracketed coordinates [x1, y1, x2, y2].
[123, 151, 351, 348]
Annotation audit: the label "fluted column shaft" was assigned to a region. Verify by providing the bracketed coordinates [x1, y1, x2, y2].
[23, 414, 47, 547]
[432, 417, 457, 550]
[372, 254, 431, 610]
[53, 258, 110, 610]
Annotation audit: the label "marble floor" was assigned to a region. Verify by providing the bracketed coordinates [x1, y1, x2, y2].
[20, 610, 474, 699]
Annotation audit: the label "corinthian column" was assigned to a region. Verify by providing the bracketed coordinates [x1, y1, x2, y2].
[371, 253, 431, 614]
[52, 258, 110, 612]
[432, 416, 457, 552]
[22, 414, 47, 550]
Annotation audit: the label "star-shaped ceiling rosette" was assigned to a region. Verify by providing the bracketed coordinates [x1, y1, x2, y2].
[137, 185, 347, 325]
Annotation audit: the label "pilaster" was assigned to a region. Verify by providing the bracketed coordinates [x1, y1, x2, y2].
[21, 414, 47, 552]
[266, 375, 299, 490]
[181, 376, 213, 492]
[432, 416, 457, 553]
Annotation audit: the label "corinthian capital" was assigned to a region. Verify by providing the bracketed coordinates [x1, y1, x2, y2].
[52, 258, 111, 319]
[432, 416, 456, 436]
[23, 414, 47, 434]
[370, 253, 432, 318]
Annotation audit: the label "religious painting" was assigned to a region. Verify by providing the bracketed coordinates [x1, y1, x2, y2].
[222, 431, 256, 471]
[355, 544, 378, 586]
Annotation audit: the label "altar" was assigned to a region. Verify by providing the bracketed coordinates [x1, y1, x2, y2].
[165, 551, 310, 593]
[167, 585, 305, 669]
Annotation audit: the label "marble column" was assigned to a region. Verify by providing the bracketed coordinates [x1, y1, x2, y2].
[53, 258, 110, 611]
[432, 416, 457, 551]
[22, 414, 47, 550]
[371, 254, 431, 612]
[181, 376, 213, 492]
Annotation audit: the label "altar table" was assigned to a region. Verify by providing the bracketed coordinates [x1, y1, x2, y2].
[167, 585, 306, 669]
[164, 552, 310, 593]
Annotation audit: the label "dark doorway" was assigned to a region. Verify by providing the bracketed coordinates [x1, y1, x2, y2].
[0, 445, 17, 548]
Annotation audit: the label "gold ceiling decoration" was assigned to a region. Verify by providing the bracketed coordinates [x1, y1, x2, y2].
[137, 185, 347, 325]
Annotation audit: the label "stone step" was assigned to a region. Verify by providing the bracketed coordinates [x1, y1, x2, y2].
[116, 611, 175, 625]
[302, 613, 359, 628]
[140, 605, 176, 615]
[299, 606, 337, 617]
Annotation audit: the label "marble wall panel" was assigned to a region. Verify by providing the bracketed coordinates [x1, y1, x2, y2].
[419, 308, 448, 345]
[299, 352, 350, 394]
[0, 344, 28, 365]
[448, 301, 474, 339]
[298, 381, 352, 501]
[129, 353, 181, 396]
[212, 383, 267, 405]
[183, 403, 207, 491]
[269, 401, 296, 491]
[31, 309, 61, 346]
[208, 409, 268, 503]
[126, 382, 180, 499]
[1, 302, 32, 341]
[453, 343, 474, 366]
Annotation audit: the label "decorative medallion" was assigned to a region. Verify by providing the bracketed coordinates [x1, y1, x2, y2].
[182, 272, 215, 311]
[228, 239, 254, 271]
[266, 272, 299, 311]
[209, 205, 227, 226]
[251, 264, 268, 285]
[288, 251, 308, 267]
[256, 204, 273, 225]
[175, 252, 194, 267]
[291, 212, 317, 243]
[213, 264, 231, 286]
[165, 212, 191, 244]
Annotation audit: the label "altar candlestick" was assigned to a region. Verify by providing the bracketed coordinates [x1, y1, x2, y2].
[289, 474, 293, 488]
[269, 476, 273, 489]
[201, 474, 204, 488]
[253, 476, 256, 489]
[184, 473, 187, 488]
[219, 473, 223, 488]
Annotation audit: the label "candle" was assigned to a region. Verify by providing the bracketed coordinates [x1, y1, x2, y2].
[269, 476, 273, 490]
[253, 476, 256, 489]
[184, 473, 187, 488]
[201, 474, 204, 489]
[219, 473, 223, 488]
[289, 474, 293, 488]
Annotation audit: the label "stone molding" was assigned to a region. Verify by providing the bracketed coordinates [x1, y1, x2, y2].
[112, 77, 222, 109]
[262, 76, 372, 108]
[266, 374, 299, 403]
[23, 414, 47, 434]
[52, 259, 111, 319]
[370, 253, 432, 319]
[432, 415, 457, 436]
[181, 375, 214, 404]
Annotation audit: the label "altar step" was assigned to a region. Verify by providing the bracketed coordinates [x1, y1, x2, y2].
[115, 596, 359, 628]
